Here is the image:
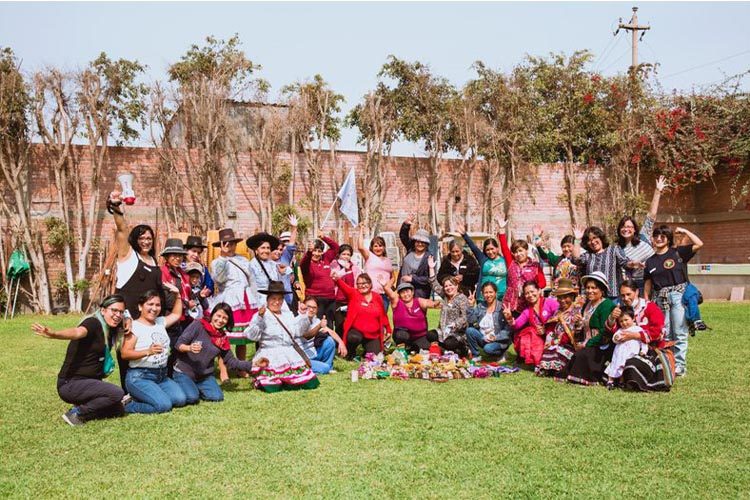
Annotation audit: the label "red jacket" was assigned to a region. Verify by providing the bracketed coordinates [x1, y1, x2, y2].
[161, 264, 191, 321]
[337, 279, 391, 349]
[300, 236, 339, 299]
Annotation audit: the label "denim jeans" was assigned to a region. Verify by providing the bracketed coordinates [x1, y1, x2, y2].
[125, 367, 187, 414]
[173, 371, 224, 403]
[659, 290, 689, 370]
[682, 283, 703, 323]
[466, 327, 509, 358]
[310, 336, 336, 374]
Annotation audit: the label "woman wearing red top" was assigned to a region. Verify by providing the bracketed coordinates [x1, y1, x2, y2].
[332, 272, 391, 359]
[300, 234, 340, 324]
[503, 239, 546, 314]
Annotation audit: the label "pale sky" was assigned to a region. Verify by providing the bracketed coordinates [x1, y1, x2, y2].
[2, 1, 749, 155]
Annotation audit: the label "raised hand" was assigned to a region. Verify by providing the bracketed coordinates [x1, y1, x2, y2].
[532, 223, 543, 237]
[297, 302, 308, 316]
[656, 175, 668, 192]
[495, 217, 508, 231]
[109, 190, 123, 204]
[468, 290, 476, 306]
[573, 226, 585, 240]
[258, 306, 267, 317]
[427, 255, 436, 269]
[404, 214, 415, 225]
[502, 304, 513, 321]
[674, 227, 686, 235]
[31, 323, 54, 339]
[200, 286, 211, 298]
[455, 221, 466, 235]
[288, 214, 298, 227]
[163, 282, 179, 295]
[320, 315, 328, 328]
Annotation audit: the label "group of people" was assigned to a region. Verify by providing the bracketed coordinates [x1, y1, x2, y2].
[35, 176, 710, 426]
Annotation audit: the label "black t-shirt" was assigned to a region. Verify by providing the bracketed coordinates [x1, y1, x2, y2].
[58, 317, 106, 380]
[644, 245, 695, 291]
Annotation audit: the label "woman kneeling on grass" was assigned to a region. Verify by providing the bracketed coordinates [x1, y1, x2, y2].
[32, 294, 129, 426]
[333, 272, 391, 359]
[503, 280, 559, 367]
[242, 281, 320, 392]
[121, 286, 187, 414]
[173, 303, 255, 403]
[466, 282, 512, 362]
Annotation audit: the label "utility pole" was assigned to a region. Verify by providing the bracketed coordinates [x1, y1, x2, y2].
[617, 6, 651, 70]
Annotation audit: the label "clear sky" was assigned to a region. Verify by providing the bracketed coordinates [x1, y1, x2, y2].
[2, 1, 749, 155]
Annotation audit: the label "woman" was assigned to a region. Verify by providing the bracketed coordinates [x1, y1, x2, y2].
[428, 255, 470, 356]
[503, 240, 547, 315]
[121, 286, 186, 414]
[209, 228, 258, 379]
[398, 215, 433, 299]
[437, 240, 480, 297]
[173, 303, 254, 403]
[242, 281, 320, 392]
[332, 272, 391, 359]
[159, 238, 192, 372]
[331, 244, 361, 334]
[458, 220, 511, 303]
[272, 215, 299, 307]
[300, 233, 340, 323]
[564, 272, 617, 386]
[503, 281, 558, 367]
[644, 225, 703, 377]
[532, 226, 581, 290]
[246, 231, 283, 306]
[466, 282, 512, 361]
[612, 281, 669, 391]
[358, 226, 393, 310]
[573, 226, 632, 300]
[108, 190, 164, 389]
[617, 176, 667, 291]
[31, 295, 128, 426]
[535, 279, 582, 378]
[383, 278, 440, 353]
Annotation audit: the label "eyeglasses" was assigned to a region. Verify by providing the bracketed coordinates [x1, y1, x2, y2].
[356, 282, 370, 288]
[107, 307, 125, 316]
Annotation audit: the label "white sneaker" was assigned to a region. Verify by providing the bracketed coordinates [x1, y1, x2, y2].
[675, 366, 687, 377]
[329, 369, 337, 374]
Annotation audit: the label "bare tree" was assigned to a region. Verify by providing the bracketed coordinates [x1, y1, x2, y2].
[33, 68, 79, 309]
[346, 84, 398, 233]
[0, 47, 51, 312]
[150, 35, 260, 232]
[282, 75, 343, 234]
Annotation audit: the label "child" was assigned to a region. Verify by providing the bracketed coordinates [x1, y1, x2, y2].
[605, 306, 648, 389]
[532, 225, 581, 291]
[683, 282, 708, 335]
[185, 262, 209, 320]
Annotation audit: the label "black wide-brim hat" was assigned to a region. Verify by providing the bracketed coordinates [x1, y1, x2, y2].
[258, 280, 293, 295]
[185, 235, 207, 249]
[212, 228, 243, 247]
[246, 232, 281, 251]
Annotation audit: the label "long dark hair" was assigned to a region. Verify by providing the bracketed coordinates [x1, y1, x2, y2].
[482, 238, 499, 256]
[128, 225, 156, 259]
[582, 226, 610, 253]
[617, 216, 642, 248]
[210, 302, 234, 332]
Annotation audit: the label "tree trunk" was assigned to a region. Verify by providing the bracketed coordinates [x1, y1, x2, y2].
[563, 160, 578, 228]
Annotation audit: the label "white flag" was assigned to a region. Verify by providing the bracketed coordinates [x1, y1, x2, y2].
[336, 167, 359, 227]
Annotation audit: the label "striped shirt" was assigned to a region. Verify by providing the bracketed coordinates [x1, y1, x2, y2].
[621, 216, 655, 282]
[577, 245, 629, 297]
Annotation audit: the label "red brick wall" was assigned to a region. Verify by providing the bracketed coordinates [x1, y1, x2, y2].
[8, 144, 749, 298]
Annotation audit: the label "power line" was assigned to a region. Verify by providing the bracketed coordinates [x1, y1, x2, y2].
[593, 19, 622, 72]
[595, 33, 627, 73]
[661, 49, 750, 80]
[601, 46, 631, 74]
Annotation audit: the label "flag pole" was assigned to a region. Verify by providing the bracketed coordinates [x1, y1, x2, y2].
[320, 198, 337, 230]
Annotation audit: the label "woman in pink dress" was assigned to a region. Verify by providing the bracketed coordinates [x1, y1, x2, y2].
[358, 226, 394, 311]
[504, 280, 558, 367]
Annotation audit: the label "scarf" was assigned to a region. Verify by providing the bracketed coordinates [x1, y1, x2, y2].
[201, 318, 230, 351]
[92, 310, 116, 378]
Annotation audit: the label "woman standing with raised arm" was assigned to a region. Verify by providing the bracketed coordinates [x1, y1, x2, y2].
[616, 176, 668, 291]
[107, 189, 165, 389]
[437, 240, 480, 297]
[31, 295, 129, 426]
[300, 231, 340, 322]
[644, 225, 703, 377]
[458, 219, 511, 303]
[358, 226, 393, 310]
[398, 215, 433, 299]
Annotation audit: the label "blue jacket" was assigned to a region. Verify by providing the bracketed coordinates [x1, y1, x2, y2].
[466, 303, 511, 349]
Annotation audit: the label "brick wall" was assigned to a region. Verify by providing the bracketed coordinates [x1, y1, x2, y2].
[7, 144, 749, 305]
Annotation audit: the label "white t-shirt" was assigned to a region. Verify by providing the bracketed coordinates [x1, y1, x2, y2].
[128, 317, 170, 369]
[479, 312, 495, 338]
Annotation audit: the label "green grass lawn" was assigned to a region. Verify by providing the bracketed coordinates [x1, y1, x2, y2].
[1, 303, 749, 498]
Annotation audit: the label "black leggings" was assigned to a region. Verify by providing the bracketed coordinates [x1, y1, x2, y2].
[345, 328, 382, 360]
[334, 301, 348, 335]
[393, 328, 431, 352]
[57, 377, 125, 422]
[426, 330, 469, 357]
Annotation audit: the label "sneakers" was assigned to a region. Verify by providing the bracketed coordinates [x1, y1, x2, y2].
[675, 366, 687, 377]
[62, 409, 84, 427]
[120, 394, 132, 406]
[693, 320, 708, 331]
